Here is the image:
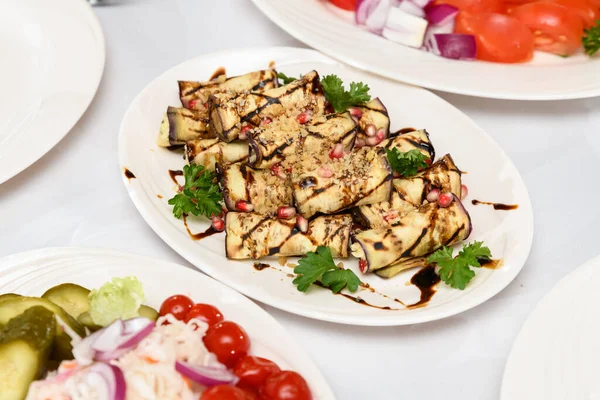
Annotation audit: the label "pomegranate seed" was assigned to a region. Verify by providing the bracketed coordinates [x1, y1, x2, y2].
[376, 129, 386, 141]
[461, 184, 469, 200]
[317, 166, 333, 178]
[425, 158, 432, 166]
[270, 163, 287, 180]
[296, 215, 308, 233]
[262, 117, 272, 125]
[297, 112, 308, 124]
[235, 200, 254, 212]
[438, 192, 453, 208]
[203, 102, 208, 109]
[355, 138, 366, 149]
[426, 189, 440, 203]
[366, 135, 383, 146]
[211, 217, 225, 232]
[358, 259, 368, 273]
[277, 206, 297, 220]
[241, 125, 252, 134]
[383, 210, 399, 222]
[329, 143, 344, 159]
[364, 124, 377, 137]
[188, 99, 198, 109]
[348, 107, 363, 120]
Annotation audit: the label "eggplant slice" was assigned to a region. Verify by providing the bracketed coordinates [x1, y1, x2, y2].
[225, 213, 352, 259]
[216, 163, 293, 214]
[378, 129, 435, 161]
[375, 256, 429, 279]
[355, 98, 390, 141]
[208, 70, 327, 142]
[248, 112, 358, 169]
[179, 69, 278, 109]
[292, 146, 393, 218]
[185, 139, 248, 170]
[354, 154, 462, 228]
[351, 196, 472, 272]
[157, 107, 215, 147]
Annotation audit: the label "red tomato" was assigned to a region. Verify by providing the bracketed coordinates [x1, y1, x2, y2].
[184, 303, 224, 327]
[511, 2, 584, 55]
[433, 0, 504, 13]
[455, 12, 535, 62]
[159, 295, 194, 321]
[203, 321, 251, 368]
[234, 356, 281, 390]
[201, 385, 257, 400]
[259, 371, 312, 400]
[328, 0, 356, 11]
[540, 0, 599, 28]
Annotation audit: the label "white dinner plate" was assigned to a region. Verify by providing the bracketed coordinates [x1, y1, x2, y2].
[118, 47, 533, 326]
[251, 0, 600, 101]
[0, 0, 105, 184]
[0, 247, 334, 399]
[501, 255, 600, 400]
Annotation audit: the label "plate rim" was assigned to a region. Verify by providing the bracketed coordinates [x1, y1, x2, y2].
[0, 0, 106, 185]
[118, 46, 534, 326]
[250, 0, 600, 101]
[0, 246, 336, 400]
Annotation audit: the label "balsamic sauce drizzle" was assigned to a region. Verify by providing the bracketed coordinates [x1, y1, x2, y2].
[124, 168, 136, 181]
[471, 199, 519, 210]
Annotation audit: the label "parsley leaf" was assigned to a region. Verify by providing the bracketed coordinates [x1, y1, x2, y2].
[293, 246, 361, 293]
[168, 164, 222, 219]
[428, 241, 492, 290]
[386, 148, 429, 177]
[277, 72, 299, 85]
[321, 74, 371, 113]
[583, 20, 600, 56]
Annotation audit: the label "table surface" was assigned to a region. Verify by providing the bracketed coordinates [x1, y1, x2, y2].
[2, 1, 599, 399]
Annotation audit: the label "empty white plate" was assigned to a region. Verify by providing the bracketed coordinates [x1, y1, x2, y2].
[251, 0, 600, 100]
[0, 247, 334, 399]
[501, 254, 600, 400]
[118, 47, 533, 326]
[0, 0, 105, 184]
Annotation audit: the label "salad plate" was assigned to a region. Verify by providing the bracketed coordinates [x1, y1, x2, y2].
[0, 0, 105, 184]
[118, 46, 533, 326]
[0, 247, 334, 399]
[501, 254, 600, 400]
[251, 0, 600, 101]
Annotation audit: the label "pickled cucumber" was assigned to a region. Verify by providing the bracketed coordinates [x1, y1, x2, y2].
[42, 283, 91, 320]
[0, 293, 22, 303]
[139, 305, 159, 321]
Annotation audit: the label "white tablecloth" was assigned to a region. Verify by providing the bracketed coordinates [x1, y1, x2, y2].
[2, 1, 600, 398]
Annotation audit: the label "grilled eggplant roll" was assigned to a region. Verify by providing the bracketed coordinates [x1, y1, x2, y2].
[185, 139, 248, 170]
[248, 112, 358, 169]
[179, 69, 278, 109]
[208, 70, 327, 142]
[292, 147, 393, 218]
[354, 98, 390, 141]
[225, 213, 352, 259]
[375, 256, 429, 279]
[353, 154, 462, 228]
[216, 163, 293, 214]
[378, 129, 435, 161]
[351, 196, 472, 272]
[157, 107, 215, 147]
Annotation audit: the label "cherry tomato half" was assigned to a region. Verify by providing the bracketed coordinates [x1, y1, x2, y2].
[159, 294, 194, 321]
[456, 12, 535, 63]
[433, 0, 504, 13]
[538, 0, 599, 28]
[201, 385, 257, 400]
[259, 371, 312, 400]
[234, 356, 281, 391]
[203, 321, 251, 368]
[328, 0, 356, 11]
[184, 303, 224, 327]
[511, 2, 584, 55]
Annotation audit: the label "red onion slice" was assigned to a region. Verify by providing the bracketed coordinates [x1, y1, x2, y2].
[424, 20, 455, 50]
[95, 318, 155, 362]
[356, 0, 381, 24]
[398, 0, 425, 18]
[428, 33, 477, 60]
[175, 362, 238, 387]
[383, 8, 428, 48]
[409, 0, 433, 8]
[83, 363, 127, 400]
[425, 3, 459, 25]
[366, 0, 394, 33]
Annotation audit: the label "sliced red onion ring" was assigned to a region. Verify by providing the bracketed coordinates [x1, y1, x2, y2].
[356, 0, 381, 24]
[383, 8, 428, 48]
[423, 21, 455, 51]
[366, 0, 394, 33]
[398, 0, 425, 18]
[83, 363, 127, 400]
[73, 320, 124, 365]
[425, 3, 458, 25]
[427, 33, 477, 60]
[175, 362, 238, 387]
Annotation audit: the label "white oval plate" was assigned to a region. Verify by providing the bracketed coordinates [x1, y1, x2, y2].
[0, 0, 105, 184]
[118, 47, 533, 326]
[0, 247, 334, 399]
[501, 255, 600, 400]
[251, 0, 600, 101]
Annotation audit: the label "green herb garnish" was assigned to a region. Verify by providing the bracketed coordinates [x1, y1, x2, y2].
[428, 241, 492, 290]
[277, 72, 299, 85]
[168, 164, 222, 219]
[583, 20, 600, 56]
[321, 74, 371, 113]
[386, 148, 429, 177]
[293, 246, 361, 293]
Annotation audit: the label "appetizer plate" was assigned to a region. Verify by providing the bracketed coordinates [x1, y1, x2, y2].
[251, 0, 600, 101]
[119, 47, 533, 326]
[0, 0, 105, 184]
[501, 255, 600, 400]
[0, 247, 334, 399]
